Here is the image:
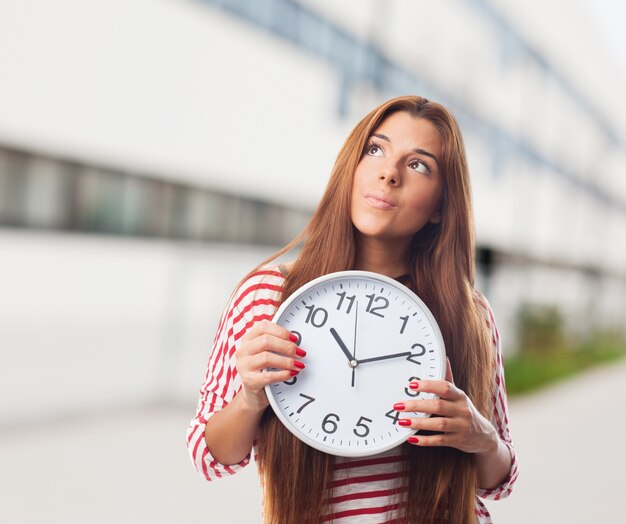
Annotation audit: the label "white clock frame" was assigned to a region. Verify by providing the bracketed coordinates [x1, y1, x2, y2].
[265, 270, 447, 457]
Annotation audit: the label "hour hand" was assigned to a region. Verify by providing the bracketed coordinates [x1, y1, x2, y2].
[329, 328, 354, 362]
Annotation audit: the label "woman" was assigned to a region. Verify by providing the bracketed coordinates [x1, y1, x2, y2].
[187, 96, 518, 523]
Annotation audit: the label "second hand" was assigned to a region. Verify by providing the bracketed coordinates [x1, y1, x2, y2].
[351, 301, 358, 388]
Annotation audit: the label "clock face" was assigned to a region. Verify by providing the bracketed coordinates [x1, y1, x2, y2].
[265, 270, 446, 457]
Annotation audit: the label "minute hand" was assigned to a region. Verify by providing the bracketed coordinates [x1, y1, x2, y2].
[358, 351, 421, 365]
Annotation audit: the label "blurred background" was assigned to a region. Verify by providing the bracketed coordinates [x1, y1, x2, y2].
[1, 0, 625, 522]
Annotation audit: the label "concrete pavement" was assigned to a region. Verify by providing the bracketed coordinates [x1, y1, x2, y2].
[488, 359, 626, 523]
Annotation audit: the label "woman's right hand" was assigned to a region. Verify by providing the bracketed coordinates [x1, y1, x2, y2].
[235, 319, 306, 412]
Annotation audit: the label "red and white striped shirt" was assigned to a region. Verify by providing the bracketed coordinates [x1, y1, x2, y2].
[187, 267, 518, 523]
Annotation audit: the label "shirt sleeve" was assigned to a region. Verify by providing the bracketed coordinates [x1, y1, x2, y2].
[186, 268, 285, 481]
[474, 292, 520, 500]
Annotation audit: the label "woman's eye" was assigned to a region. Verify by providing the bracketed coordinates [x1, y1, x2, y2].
[367, 144, 383, 156]
[410, 160, 429, 174]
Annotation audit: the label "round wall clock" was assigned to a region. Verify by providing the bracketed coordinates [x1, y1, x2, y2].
[265, 270, 447, 457]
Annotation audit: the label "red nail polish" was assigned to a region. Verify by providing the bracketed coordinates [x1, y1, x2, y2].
[393, 402, 405, 411]
[294, 360, 305, 370]
[407, 436, 419, 444]
[289, 370, 299, 377]
[409, 382, 419, 390]
[296, 347, 307, 357]
[399, 419, 412, 427]
[289, 333, 298, 343]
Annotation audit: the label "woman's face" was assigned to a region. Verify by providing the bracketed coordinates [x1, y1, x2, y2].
[351, 111, 444, 244]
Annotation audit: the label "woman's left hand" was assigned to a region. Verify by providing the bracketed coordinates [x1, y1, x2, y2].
[394, 359, 498, 455]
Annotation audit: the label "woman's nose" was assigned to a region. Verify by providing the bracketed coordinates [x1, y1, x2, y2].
[379, 164, 399, 185]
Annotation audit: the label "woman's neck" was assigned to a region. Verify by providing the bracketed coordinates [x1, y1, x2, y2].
[354, 236, 411, 278]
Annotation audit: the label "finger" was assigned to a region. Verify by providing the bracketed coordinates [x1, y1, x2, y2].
[445, 357, 455, 384]
[247, 369, 299, 389]
[239, 331, 305, 359]
[398, 415, 459, 433]
[242, 319, 298, 345]
[246, 351, 305, 374]
[407, 433, 453, 448]
[241, 370, 298, 393]
[394, 398, 457, 417]
[407, 379, 461, 400]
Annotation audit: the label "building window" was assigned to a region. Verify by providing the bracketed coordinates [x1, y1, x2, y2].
[0, 145, 311, 246]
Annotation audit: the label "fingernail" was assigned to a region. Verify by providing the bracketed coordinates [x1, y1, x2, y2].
[393, 402, 405, 411]
[289, 333, 298, 342]
[294, 360, 305, 370]
[409, 382, 419, 390]
[296, 347, 307, 357]
[407, 436, 419, 444]
[289, 370, 299, 377]
[399, 419, 412, 427]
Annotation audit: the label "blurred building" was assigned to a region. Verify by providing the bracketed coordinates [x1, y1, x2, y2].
[1, 0, 625, 424]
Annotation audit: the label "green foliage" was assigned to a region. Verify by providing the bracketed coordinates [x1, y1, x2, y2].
[516, 304, 567, 353]
[505, 325, 626, 396]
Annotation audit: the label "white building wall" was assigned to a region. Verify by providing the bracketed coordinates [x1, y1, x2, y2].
[0, 0, 348, 208]
[0, 229, 277, 424]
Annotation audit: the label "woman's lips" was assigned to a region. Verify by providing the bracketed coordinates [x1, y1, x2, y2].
[365, 192, 397, 210]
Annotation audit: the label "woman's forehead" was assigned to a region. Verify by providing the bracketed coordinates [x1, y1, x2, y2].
[373, 112, 442, 158]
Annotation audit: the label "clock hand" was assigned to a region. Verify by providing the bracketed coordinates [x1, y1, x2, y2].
[351, 301, 358, 388]
[357, 351, 422, 365]
[329, 327, 355, 362]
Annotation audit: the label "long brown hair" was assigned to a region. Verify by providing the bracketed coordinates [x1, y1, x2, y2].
[254, 96, 493, 523]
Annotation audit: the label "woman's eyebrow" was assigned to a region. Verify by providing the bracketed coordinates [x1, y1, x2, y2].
[371, 132, 440, 166]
